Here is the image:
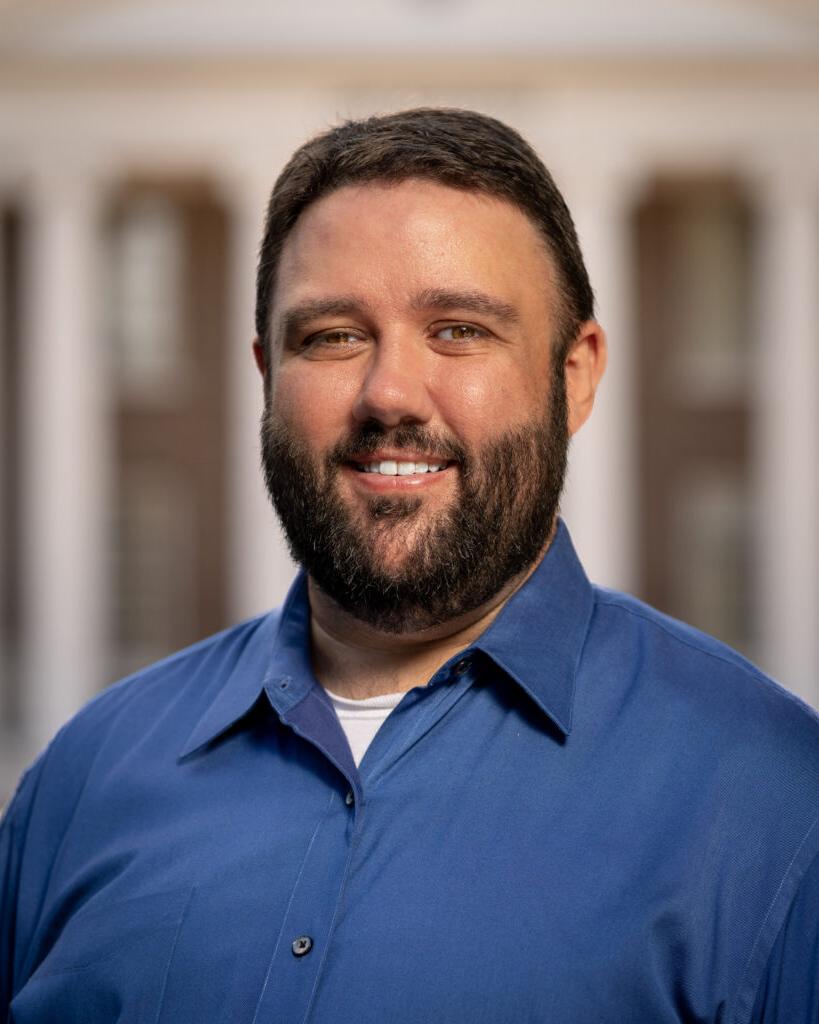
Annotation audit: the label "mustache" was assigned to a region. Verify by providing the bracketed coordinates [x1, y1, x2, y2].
[327, 422, 468, 466]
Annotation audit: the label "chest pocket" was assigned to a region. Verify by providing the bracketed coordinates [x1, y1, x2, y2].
[11, 887, 192, 1024]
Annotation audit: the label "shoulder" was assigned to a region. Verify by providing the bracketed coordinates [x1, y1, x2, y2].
[64, 613, 274, 746]
[589, 585, 819, 747]
[7, 612, 278, 841]
[582, 585, 819, 870]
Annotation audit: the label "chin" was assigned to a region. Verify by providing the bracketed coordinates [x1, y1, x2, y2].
[364, 536, 425, 576]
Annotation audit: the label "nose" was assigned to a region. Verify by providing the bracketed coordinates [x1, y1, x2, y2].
[351, 333, 434, 427]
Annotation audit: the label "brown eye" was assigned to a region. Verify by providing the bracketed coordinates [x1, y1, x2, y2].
[305, 329, 361, 347]
[321, 330, 355, 345]
[437, 324, 484, 341]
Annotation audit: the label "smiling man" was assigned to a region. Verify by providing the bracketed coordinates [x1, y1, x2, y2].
[3, 109, 819, 1024]
[258, 175, 593, 667]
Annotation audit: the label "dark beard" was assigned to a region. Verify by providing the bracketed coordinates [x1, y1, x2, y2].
[261, 373, 568, 633]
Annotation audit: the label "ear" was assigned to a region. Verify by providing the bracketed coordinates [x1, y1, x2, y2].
[563, 320, 607, 437]
[252, 337, 267, 378]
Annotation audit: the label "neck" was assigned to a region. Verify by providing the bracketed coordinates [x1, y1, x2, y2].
[307, 526, 555, 700]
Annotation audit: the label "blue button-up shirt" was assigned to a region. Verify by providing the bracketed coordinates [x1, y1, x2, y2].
[3, 522, 819, 1023]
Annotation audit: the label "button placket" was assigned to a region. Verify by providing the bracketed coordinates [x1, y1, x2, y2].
[250, 777, 360, 1023]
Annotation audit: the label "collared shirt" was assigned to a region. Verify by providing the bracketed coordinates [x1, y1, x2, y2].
[3, 522, 819, 1023]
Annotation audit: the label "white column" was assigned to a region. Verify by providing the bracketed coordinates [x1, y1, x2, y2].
[19, 171, 111, 746]
[221, 169, 296, 623]
[751, 171, 819, 705]
[560, 169, 642, 593]
[0, 195, 8, 725]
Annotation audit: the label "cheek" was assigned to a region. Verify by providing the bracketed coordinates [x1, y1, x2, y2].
[434, 367, 543, 437]
[270, 372, 305, 422]
[270, 364, 361, 443]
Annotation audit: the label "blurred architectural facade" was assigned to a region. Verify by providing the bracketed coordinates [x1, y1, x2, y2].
[1, 0, 818, 799]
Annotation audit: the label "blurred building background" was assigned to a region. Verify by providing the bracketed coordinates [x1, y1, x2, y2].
[1, 0, 818, 800]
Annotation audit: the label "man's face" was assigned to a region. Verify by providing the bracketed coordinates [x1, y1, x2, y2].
[261, 179, 572, 631]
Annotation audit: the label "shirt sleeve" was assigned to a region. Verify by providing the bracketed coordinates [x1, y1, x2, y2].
[749, 845, 819, 1023]
[0, 760, 43, 1013]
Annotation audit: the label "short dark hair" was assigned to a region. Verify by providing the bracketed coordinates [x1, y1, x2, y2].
[255, 107, 594, 361]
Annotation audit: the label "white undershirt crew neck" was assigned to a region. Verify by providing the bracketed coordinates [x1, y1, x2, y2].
[323, 687, 406, 767]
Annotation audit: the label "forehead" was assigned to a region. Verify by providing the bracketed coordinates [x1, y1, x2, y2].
[272, 179, 556, 316]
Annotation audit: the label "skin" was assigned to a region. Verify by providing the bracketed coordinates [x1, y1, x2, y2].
[254, 179, 607, 698]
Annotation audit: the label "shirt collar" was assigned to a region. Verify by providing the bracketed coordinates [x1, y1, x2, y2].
[179, 518, 593, 756]
[178, 574, 316, 758]
[469, 518, 594, 736]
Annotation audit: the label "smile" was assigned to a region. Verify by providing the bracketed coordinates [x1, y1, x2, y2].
[354, 460, 447, 476]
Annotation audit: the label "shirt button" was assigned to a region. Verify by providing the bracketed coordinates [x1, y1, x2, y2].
[454, 658, 470, 676]
[345, 790, 354, 807]
[291, 935, 313, 957]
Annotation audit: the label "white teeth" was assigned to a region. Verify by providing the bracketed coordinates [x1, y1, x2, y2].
[359, 460, 445, 475]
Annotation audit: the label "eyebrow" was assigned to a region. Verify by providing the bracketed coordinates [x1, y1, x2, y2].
[277, 296, 368, 341]
[276, 288, 521, 343]
[410, 288, 520, 325]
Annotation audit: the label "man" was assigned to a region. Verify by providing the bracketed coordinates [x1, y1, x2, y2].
[2, 109, 819, 1023]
